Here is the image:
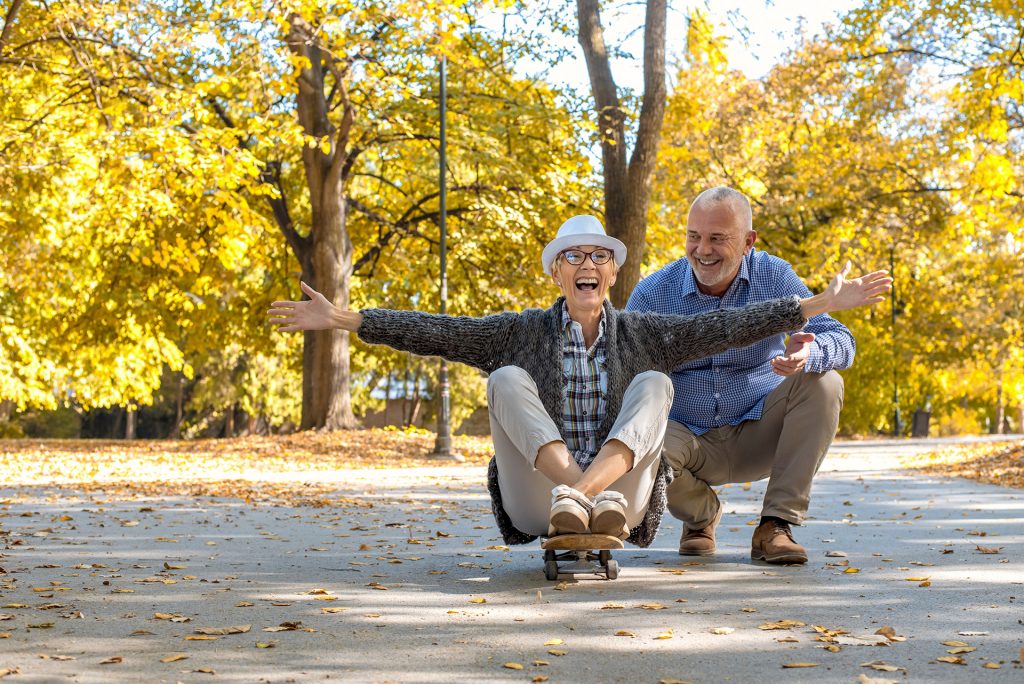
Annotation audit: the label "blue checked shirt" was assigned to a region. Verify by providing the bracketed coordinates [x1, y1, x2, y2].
[561, 303, 608, 470]
[625, 249, 855, 435]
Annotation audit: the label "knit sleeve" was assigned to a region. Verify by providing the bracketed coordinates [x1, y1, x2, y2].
[636, 296, 808, 371]
[357, 308, 516, 372]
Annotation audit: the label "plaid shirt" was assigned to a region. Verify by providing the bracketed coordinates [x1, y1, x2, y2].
[560, 303, 608, 470]
[626, 249, 855, 435]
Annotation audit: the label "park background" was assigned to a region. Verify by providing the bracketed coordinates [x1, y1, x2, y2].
[1, 0, 1022, 446]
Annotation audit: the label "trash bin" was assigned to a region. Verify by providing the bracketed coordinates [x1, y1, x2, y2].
[911, 410, 930, 438]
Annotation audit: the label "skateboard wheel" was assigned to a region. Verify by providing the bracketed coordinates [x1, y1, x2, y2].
[605, 559, 619, 580]
[544, 560, 559, 581]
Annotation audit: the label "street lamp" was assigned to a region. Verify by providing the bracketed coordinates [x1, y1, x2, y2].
[429, 49, 463, 462]
[890, 243, 902, 437]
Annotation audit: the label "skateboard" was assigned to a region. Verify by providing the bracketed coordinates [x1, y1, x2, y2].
[540, 534, 624, 580]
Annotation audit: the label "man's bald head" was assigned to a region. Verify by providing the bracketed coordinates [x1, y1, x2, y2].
[688, 186, 753, 233]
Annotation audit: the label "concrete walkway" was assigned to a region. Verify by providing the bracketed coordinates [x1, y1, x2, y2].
[0, 437, 1022, 683]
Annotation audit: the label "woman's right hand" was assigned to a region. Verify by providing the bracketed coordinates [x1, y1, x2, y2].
[268, 281, 362, 332]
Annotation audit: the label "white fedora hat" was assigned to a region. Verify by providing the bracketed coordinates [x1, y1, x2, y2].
[541, 215, 627, 273]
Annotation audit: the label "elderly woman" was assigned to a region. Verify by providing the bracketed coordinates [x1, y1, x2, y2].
[268, 216, 890, 546]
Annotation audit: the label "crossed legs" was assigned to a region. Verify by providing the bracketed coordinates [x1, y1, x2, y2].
[488, 366, 672, 537]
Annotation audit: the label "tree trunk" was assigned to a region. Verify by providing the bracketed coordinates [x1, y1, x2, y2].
[994, 381, 1004, 435]
[0, 399, 12, 423]
[223, 404, 235, 438]
[285, 14, 358, 430]
[168, 374, 184, 439]
[125, 406, 136, 440]
[577, 0, 667, 307]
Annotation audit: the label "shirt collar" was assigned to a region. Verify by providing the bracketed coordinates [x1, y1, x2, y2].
[561, 301, 607, 340]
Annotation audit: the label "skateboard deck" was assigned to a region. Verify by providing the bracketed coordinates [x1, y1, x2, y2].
[541, 534, 623, 580]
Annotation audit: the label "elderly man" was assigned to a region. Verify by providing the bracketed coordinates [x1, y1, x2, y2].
[626, 187, 856, 564]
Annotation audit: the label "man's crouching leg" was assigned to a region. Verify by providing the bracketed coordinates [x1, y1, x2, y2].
[662, 420, 730, 556]
[743, 370, 844, 564]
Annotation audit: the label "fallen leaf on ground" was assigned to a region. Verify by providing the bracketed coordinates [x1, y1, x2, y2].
[942, 640, 969, 647]
[835, 635, 889, 646]
[860, 661, 903, 672]
[99, 656, 123, 665]
[468, 598, 486, 604]
[710, 627, 735, 635]
[936, 656, 966, 665]
[874, 626, 906, 642]
[543, 639, 563, 646]
[982, 662, 1001, 669]
[857, 674, 898, 684]
[154, 613, 190, 623]
[615, 630, 637, 637]
[262, 622, 302, 632]
[782, 662, 817, 668]
[160, 654, 188, 663]
[759, 620, 806, 630]
[503, 662, 524, 670]
[547, 649, 567, 656]
[946, 646, 975, 654]
[194, 625, 250, 635]
[975, 545, 1002, 554]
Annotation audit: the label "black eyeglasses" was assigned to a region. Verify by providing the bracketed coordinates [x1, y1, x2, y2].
[559, 248, 613, 265]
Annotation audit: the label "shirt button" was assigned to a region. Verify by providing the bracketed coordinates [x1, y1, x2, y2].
[715, 415, 721, 421]
[714, 368, 720, 373]
[714, 393, 720, 399]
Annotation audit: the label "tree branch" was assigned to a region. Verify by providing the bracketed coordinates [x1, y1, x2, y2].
[0, 0, 24, 55]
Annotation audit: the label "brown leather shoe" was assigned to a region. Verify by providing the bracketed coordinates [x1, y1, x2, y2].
[750, 519, 808, 564]
[678, 506, 722, 556]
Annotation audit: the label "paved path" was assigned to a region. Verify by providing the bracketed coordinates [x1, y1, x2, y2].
[1, 437, 1022, 683]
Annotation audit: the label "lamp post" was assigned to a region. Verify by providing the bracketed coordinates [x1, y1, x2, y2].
[890, 244, 902, 437]
[429, 50, 462, 462]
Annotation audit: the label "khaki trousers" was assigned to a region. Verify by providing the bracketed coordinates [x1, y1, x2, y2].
[662, 370, 844, 528]
[487, 366, 672, 536]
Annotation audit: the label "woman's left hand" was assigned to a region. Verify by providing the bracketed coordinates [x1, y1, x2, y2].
[823, 262, 893, 312]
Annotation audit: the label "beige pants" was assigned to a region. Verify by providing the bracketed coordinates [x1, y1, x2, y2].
[662, 370, 844, 528]
[487, 366, 672, 536]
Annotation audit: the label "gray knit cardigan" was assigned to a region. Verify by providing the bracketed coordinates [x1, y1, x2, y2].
[358, 296, 807, 546]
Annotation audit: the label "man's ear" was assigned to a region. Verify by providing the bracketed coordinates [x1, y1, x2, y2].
[744, 229, 758, 253]
[608, 267, 618, 288]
